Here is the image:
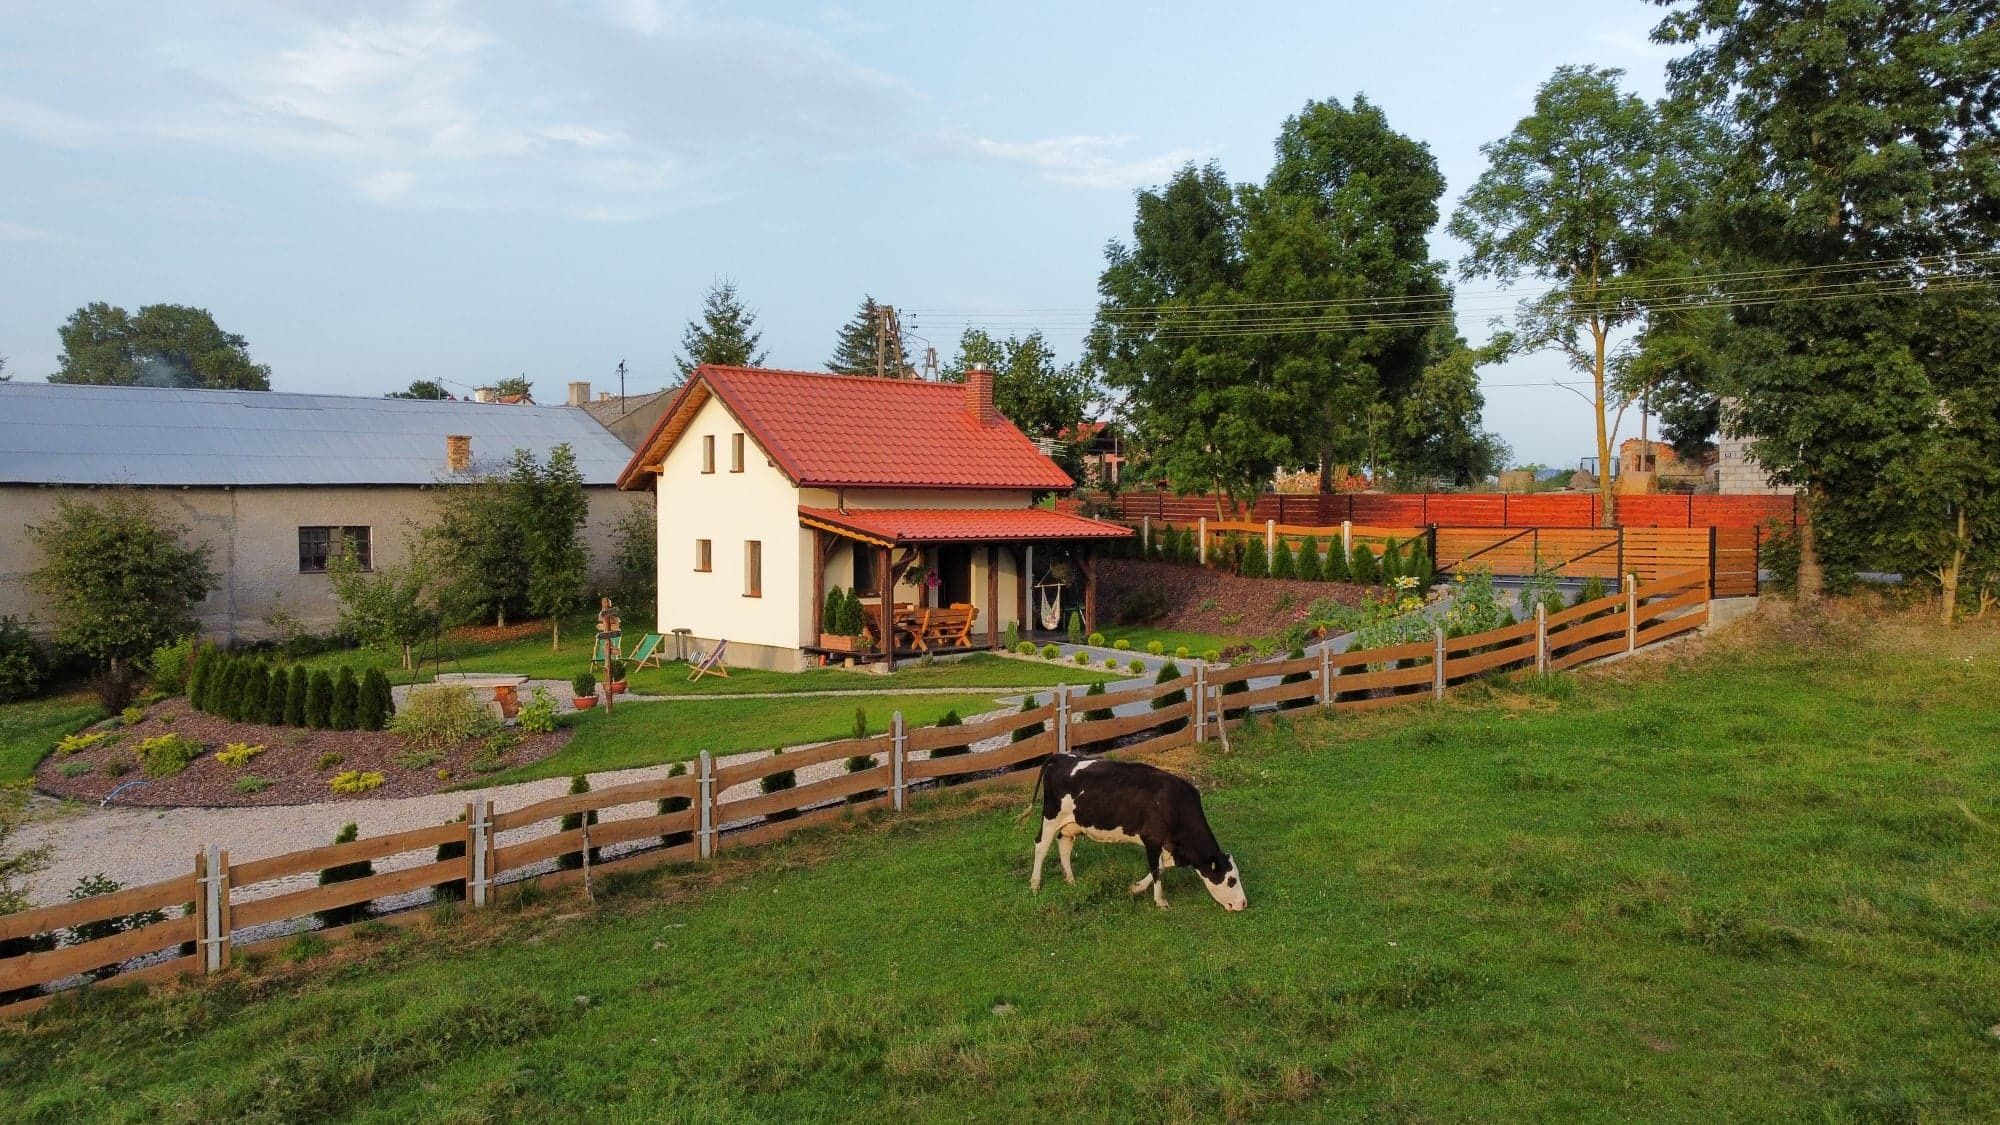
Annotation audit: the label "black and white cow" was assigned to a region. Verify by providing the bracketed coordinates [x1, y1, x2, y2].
[1030, 753, 1247, 911]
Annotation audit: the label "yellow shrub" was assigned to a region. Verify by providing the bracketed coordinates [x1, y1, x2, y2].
[54, 730, 111, 756]
[329, 769, 386, 795]
[214, 742, 266, 768]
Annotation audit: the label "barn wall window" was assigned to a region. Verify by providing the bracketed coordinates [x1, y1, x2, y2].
[744, 540, 762, 598]
[730, 432, 745, 472]
[299, 526, 372, 573]
[701, 435, 715, 474]
[694, 538, 712, 572]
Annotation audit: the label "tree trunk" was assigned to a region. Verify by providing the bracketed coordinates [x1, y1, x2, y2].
[1797, 484, 1824, 603]
[1591, 318, 1616, 530]
[552, 617, 560, 651]
[1939, 506, 1967, 624]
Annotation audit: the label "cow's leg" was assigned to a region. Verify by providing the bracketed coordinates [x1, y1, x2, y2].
[1057, 833, 1077, 885]
[1145, 842, 1168, 909]
[1030, 818, 1059, 892]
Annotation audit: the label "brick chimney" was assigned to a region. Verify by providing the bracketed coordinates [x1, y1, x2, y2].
[445, 435, 472, 473]
[473, 386, 497, 404]
[567, 381, 590, 407]
[965, 364, 998, 426]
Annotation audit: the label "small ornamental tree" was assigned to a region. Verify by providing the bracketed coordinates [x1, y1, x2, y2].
[1381, 539, 1405, 583]
[1272, 539, 1298, 580]
[660, 761, 693, 847]
[315, 822, 375, 927]
[557, 774, 601, 869]
[284, 666, 309, 727]
[1081, 679, 1112, 722]
[1296, 536, 1324, 582]
[304, 670, 334, 730]
[1324, 540, 1352, 582]
[1350, 544, 1380, 585]
[1012, 694, 1046, 743]
[433, 813, 468, 902]
[1280, 644, 1314, 710]
[328, 546, 439, 672]
[183, 644, 213, 707]
[25, 493, 218, 687]
[219, 660, 248, 721]
[240, 664, 269, 725]
[1066, 611, 1085, 645]
[1151, 661, 1188, 733]
[330, 666, 360, 731]
[260, 666, 288, 725]
[822, 587, 845, 635]
[759, 752, 799, 822]
[358, 667, 393, 731]
[930, 709, 969, 784]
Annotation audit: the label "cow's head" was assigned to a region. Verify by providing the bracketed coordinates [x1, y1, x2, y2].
[1199, 854, 1247, 911]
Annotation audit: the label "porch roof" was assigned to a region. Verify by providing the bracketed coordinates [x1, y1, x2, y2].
[798, 506, 1133, 548]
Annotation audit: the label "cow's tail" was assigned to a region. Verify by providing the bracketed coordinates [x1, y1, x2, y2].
[1019, 756, 1052, 826]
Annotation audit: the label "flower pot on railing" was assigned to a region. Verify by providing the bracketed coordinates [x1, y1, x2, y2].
[819, 633, 856, 652]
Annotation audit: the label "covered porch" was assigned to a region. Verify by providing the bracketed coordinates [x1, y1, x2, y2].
[799, 506, 1132, 671]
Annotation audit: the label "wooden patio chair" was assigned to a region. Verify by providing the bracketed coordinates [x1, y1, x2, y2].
[920, 604, 976, 649]
[626, 632, 665, 670]
[688, 639, 730, 681]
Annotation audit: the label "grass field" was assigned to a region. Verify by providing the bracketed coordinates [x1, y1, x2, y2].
[6, 609, 2000, 1120]
[480, 690, 1022, 785]
[0, 694, 104, 784]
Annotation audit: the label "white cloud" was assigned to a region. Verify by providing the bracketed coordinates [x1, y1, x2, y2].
[0, 219, 60, 243]
[964, 133, 1211, 190]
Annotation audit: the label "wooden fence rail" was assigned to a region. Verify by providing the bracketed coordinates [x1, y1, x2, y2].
[0, 569, 1713, 1019]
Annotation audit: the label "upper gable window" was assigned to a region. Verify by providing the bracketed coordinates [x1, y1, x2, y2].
[731, 432, 746, 473]
[701, 435, 715, 474]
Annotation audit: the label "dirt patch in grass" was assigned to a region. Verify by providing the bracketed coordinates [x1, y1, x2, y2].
[32, 698, 569, 808]
[1097, 559, 1367, 645]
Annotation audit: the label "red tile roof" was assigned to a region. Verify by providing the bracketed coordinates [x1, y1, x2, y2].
[617, 365, 1075, 491]
[798, 506, 1133, 546]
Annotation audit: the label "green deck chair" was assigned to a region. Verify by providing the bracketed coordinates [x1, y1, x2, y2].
[626, 632, 665, 670]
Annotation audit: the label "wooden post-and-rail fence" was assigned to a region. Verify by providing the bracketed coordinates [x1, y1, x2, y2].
[0, 569, 1715, 1019]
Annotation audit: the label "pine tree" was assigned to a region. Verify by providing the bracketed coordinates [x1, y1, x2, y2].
[330, 666, 360, 731]
[1081, 680, 1111, 722]
[674, 280, 766, 379]
[1382, 539, 1405, 582]
[827, 296, 910, 376]
[1280, 644, 1314, 710]
[558, 774, 601, 869]
[315, 822, 375, 927]
[660, 761, 693, 847]
[1241, 540, 1270, 580]
[304, 670, 334, 729]
[185, 645, 212, 709]
[1350, 544, 1379, 585]
[821, 586, 845, 635]
[357, 667, 392, 731]
[284, 666, 308, 727]
[1012, 694, 1046, 743]
[260, 666, 288, 725]
[930, 709, 970, 785]
[759, 751, 800, 822]
[433, 814, 467, 902]
[1324, 540, 1352, 582]
[1151, 661, 1188, 733]
[244, 664, 271, 725]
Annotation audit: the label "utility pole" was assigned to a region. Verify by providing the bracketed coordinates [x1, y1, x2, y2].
[921, 345, 938, 382]
[616, 359, 627, 414]
[875, 304, 912, 378]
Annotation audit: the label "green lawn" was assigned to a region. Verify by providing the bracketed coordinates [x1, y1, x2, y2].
[8, 613, 2000, 1120]
[479, 691, 1025, 785]
[0, 694, 105, 784]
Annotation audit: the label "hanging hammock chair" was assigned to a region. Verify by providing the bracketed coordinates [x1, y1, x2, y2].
[1036, 583, 1064, 631]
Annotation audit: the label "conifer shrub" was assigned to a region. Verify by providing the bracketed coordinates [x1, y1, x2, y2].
[1240, 543, 1270, 579]
[304, 670, 334, 729]
[1324, 540, 1352, 582]
[358, 667, 393, 731]
[433, 813, 468, 903]
[1066, 611, 1085, 645]
[821, 586, 845, 634]
[1280, 644, 1315, 710]
[315, 822, 375, 927]
[183, 644, 213, 708]
[1081, 680, 1112, 722]
[1296, 535, 1324, 582]
[260, 667, 289, 725]
[1272, 539, 1297, 580]
[659, 761, 693, 848]
[330, 666, 360, 731]
[1350, 544, 1380, 585]
[759, 752, 799, 822]
[284, 666, 308, 727]
[1012, 694, 1045, 742]
[1221, 674, 1249, 721]
[929, 709, 969, 785]
[1151, 661, 1188, 733]
[844, 751, 883, 804]
[557, 774, 600, 869]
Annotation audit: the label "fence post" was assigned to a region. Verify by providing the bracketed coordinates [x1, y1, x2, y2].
[1753, 524, 1763, 596]
[1433, 627, 1447, 700]
[199, 844, 226, 974]
[1341, 519, 1353, 560]
[468, 797, 491, 907]
[1192, 662, 1207, 742]
[1707, 527, 1718, 597]
[1055, 690, 1069, 755]
[1426, 525, 1438, 577]
[1141, 515, 1150, 554]
[1535, 603, 1549, 676]
[891, 712, 907, 810]
[1625, 574, 1639, 653]
[1319, 644, 1333, 709]
[1197, 517, 1207, 564]
[1265, 519, 1276, 566]
[697, 750, 715, 859]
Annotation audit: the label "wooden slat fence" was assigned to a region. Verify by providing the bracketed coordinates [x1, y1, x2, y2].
[0, 569, 1712, 1019]
[1089, 490, 1797, 531]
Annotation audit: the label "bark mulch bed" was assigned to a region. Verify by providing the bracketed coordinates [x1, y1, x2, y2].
[1097, 559, 1369, 644]
[34, 699, 569, 808]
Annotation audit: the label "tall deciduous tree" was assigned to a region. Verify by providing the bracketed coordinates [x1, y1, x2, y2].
[943, 328, 1099, 440]
[1089, 163, 1290, 508]
[1247, 95, 1451, 490]
[26, 494, 217, 681]
[827, 296, 910, 376]
[328, 545, 439, 671]
[493, 376, 533, 401]
[675, 280, 766, 379]
[522, 444, 590, 648]
[386, 379, 449, 400]
[1652, 0, 2000, 603]
[1450, 66, 1704, 525]
[49, 302, 272, 390]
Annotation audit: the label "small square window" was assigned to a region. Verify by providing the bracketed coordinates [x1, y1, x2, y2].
[731, 432, 745, 473]
[701, 435, 715, 473]
[694, 539, 712, 572]
[744, 540, 762, 598]
[299, 526, 371, 573]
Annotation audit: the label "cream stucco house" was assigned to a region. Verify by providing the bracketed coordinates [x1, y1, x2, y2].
[616, 364, 1130, 671]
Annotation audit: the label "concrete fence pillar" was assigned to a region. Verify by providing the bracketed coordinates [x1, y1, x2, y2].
[199, 844, 229, 974]
[1535, 603, 1549, 676]
[1625, 574, 1639, 653]
[1197, 517, 1208, 564]
[891, 711, 907, 809]
[1192, 663, 1207, 742]
[1341, 520, 1353, 560]
[697, 751, 715, 859]
[468, 797, 492, 907]
[1055, 691, 1070, 755]
[1266, 519, 1277, 565]
[1319, 645, 1334, 709]
[1433, 627, 1447, 700]
[1141, 515, 1150, 553]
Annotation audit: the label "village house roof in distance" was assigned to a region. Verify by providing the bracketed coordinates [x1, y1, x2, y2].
[0, 383, 635, 486]
[617, 364, 1078, 491]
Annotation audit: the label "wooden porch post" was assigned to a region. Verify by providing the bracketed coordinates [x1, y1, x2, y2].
[1015, 545, 1029, 633]
[985, 544, 999, 649]
[879, 544, 896, 673]
[810, 530, 826, 638]
[1080, 548, 1098, 633]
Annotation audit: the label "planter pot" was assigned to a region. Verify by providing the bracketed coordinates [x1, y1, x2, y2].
[607, 680, 628, 696]
[492, 684, 520, 719]
[819, 633, 856, 652]
[571, 694, 598, 710]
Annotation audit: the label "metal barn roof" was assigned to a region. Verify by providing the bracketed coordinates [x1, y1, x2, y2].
[0, 383, 635, 487]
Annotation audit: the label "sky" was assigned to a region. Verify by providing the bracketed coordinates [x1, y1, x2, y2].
[0, 1, 1682, 468]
